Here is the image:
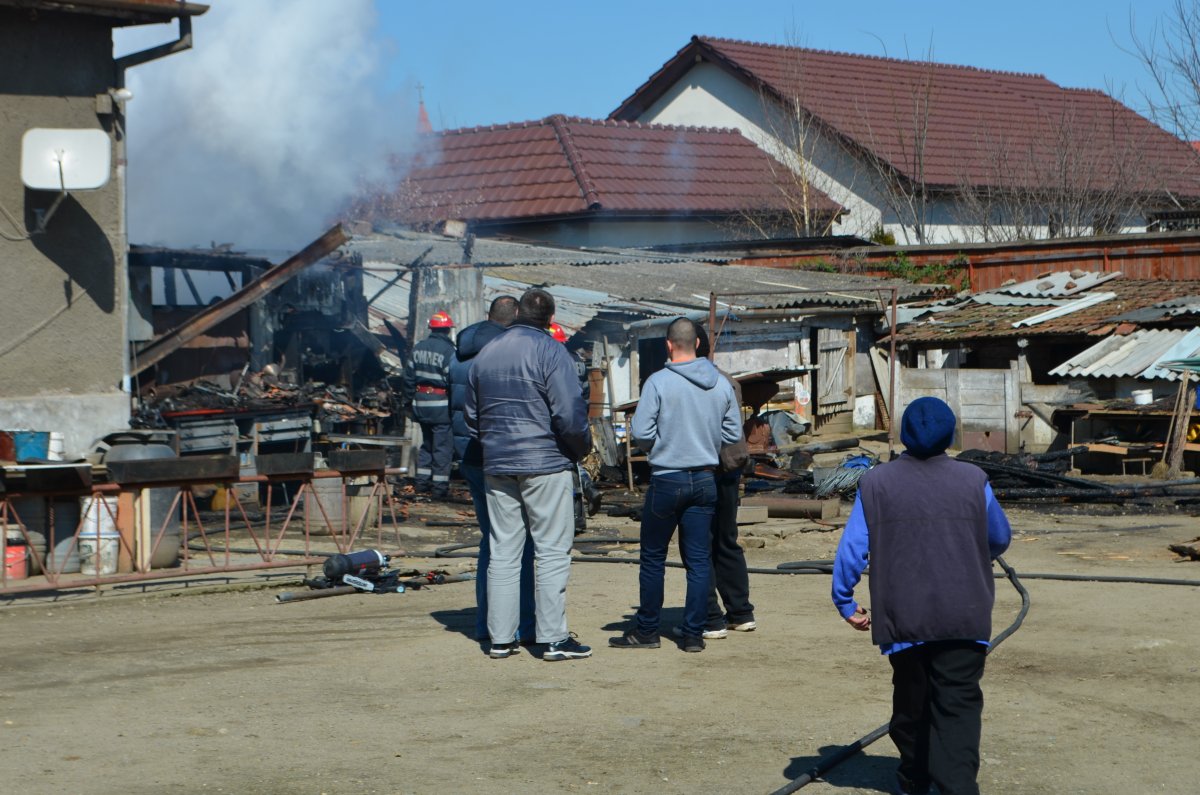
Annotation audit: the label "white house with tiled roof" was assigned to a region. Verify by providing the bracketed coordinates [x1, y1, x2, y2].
[612, 36, 1200, 245]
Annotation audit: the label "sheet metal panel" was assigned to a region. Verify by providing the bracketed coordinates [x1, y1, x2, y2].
[1049, 328, 1200, 379]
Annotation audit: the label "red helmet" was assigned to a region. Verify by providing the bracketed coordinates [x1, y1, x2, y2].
[428, 311, 453, 329]
[548, 322, 569, 343]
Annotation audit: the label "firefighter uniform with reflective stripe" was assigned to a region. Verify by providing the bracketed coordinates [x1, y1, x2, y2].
[405, 329, 456, 498]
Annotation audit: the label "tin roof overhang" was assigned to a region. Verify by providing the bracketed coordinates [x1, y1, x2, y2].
[0, 0, 207, 23]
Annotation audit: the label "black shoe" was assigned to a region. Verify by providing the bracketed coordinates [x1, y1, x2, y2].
[586, 488, 602, 517]
[543, 633, 592, 661]
[489, 641, 520, 659]
[680, 635, 705, 653]
[608, 630, 660, 649]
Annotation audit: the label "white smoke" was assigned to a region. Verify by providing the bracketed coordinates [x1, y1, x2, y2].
[116, 0, 414, 251]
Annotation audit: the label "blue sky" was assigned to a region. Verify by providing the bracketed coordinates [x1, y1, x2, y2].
[115, 0, 1187, 250]
[381, 0, 1180, 131]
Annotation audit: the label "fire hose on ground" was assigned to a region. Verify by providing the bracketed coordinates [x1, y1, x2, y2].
[435, 535, 1200, 792]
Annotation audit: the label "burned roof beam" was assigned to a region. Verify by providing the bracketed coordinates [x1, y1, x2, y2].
[131, 224, 350, 374]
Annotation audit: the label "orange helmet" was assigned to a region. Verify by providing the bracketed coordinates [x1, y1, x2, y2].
[548, 322, 569, 343]
[428, 311, 454, 329]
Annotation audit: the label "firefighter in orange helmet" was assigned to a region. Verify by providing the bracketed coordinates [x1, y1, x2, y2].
[404, 311, 456, 498]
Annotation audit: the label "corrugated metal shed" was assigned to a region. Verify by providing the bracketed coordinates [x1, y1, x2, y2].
[1049, 328, 1200, 380]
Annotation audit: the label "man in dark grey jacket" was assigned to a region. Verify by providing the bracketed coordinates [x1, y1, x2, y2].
[466, 289, 592, 661]
[448, 295, 534, 644]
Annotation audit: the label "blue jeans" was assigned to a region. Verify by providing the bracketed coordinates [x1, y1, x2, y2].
[461, 461, 534, 641]
[636, 470, 717, 638]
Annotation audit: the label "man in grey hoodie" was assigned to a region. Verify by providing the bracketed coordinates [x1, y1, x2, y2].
[609, 318, 742, 653]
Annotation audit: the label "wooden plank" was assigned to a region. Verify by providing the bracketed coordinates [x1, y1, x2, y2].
[902, 368, 950, 389]
[1086, 443, 1136, 455]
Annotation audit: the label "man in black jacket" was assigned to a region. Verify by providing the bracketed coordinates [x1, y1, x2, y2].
[466, 289, 592, 661]
[404, 311, 456, 499]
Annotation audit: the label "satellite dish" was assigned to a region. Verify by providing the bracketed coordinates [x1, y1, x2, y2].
[20, 128, 111, 191]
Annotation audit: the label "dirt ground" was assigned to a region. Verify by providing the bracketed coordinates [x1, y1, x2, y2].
[2, 483, 1199, 795]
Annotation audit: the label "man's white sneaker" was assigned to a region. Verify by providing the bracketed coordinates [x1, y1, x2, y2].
[728, 620, 757, 632]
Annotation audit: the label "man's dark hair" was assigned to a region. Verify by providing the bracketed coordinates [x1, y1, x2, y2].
[518, 288, 556, 328]
[667, 317, 698, 352]
[488, 295, 518, 326]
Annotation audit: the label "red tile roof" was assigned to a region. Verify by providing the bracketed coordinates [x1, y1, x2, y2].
[398, 115, 841, 225]
[612, 36, 1200, 197]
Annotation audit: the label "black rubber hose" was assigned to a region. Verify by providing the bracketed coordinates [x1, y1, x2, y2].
[768, 555, 1031, 794]
[776, 558, 1200, 588]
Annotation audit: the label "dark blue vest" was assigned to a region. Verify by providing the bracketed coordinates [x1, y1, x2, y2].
[858, 454, 995, 646]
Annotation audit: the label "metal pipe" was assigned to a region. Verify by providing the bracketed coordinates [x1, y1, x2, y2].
[708, 292, 717, 360]
[888, 286, 898, 456]
[0, 466, 407, 498]
[275, 585, 359, 603]
[0, 558, 325, 597]
[114, 14, 197, 79]
[739, 497, 840, 520]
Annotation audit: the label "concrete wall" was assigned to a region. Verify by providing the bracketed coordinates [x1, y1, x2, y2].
[0, 11, 128, 457]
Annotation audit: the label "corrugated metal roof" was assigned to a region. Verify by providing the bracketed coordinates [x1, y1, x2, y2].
[993, 271, 1121, 297]
[895, 275, 1200, 343]
[487, 260, 937, 311]
[1050, 328, 1200, 380]
[1109, 295, 1200, 323]
[357, 232, 940, 336]
[349, 228, 693, 267]
[1011, 291, 1116, 327]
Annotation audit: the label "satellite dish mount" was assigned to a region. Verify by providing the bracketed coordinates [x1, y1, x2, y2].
[19, 128, 112, 234]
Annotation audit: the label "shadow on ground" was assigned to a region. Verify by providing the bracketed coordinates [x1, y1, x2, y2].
[780, 744, 896, 792]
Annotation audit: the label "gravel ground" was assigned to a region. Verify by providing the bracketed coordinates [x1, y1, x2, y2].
[1, 492, 1198, 795]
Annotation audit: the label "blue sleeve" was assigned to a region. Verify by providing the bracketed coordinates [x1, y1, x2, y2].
[985, 483, 1011, 558]
[832, 494, 870, 619]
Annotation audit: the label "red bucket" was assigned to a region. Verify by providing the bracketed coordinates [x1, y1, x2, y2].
[4, 545, 27, 580]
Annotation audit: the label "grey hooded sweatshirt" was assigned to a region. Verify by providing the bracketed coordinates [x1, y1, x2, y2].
[631, 357, 741, 474]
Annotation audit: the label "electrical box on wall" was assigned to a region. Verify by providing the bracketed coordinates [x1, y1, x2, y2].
[20, 128, 111, 191]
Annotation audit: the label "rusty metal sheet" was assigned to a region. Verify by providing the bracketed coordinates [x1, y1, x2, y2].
[255, 453, 316, 478]
[0, 464, 92, 494]
[326, 449, 386, 473]
[106, 454, 240, 484]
